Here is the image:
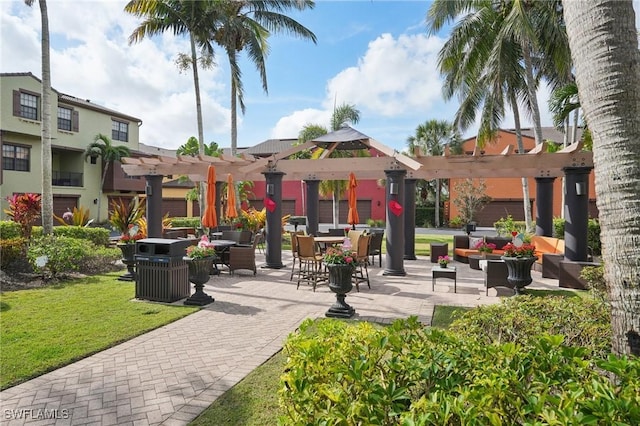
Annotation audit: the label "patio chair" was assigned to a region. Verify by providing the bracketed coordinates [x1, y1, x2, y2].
[367, 231, 384, 267]
[296, 235, 324, 291]
[327, 228, 345, 236]
[483, 260, 509, 296]
[228, 236, 259, 276]
[238, 230, 254, 246]
[289, 231, 305, 281]
[347, 230, 362, 249]
[254, 229, 265, 254]
[352, 234, 372, 291]
[221, 230, 242, 243]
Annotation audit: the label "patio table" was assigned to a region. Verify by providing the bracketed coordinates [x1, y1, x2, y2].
[432, 265, 457, 293]
[314, 236, 346, 252]
[209, 239, 237, 273]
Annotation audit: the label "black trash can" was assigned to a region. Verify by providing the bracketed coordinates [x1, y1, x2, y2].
[135, 238, 192, 302]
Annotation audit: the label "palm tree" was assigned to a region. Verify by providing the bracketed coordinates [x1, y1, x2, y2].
[211, 0, 317, 156]
[407, 120, 460, 227]
[25, 0, 53, 235]
[563, 0, 640, 357]
[125, 0, 218, 225]
[177, 136, 222, 157]
[298, 103, 361, 228]
[84, 134, 131, 223]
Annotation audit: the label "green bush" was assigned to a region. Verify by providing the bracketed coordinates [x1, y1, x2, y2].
[170, 217, 201, 228]
[0, 221, 21, 240]
[77, 246, 122, 274]
[366, 218, 385, 228]
[0, 237, 27, 269]
[415, 206, 444, 228]
[27, 236, 113, 279]
[553, 217, 602, 255]
[31, 226, 111, 247]
[279, 318, 639, 425]
[449, 294, 611, 358]
[494, 214, 527, 236]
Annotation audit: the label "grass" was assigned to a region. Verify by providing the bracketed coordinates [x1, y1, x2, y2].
[0, 272, 198, 390]
[431, 305, 472, 328]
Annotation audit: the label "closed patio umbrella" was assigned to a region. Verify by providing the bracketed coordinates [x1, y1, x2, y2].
[226, 173, 238, 220]
[347, 172, 359, 228]
[202, 165, 217, 229]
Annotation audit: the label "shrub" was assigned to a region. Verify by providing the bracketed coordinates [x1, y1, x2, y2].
[448, 294, 611, 358]
[27, 236, 100, 279]
[279, 318, 639, 425]
[448, 216, 463, 228]
[494, 214, 527, 237]
[0, 237, 27, 269]
[366, 218, 385, 228]
[31, 226, 111, 247]
[76, 246, 122, 274]
[0, 221, 21, 240]
[170, 217, 201, 228]
[3, 193, 41, 239]
[581, 263, 607, 301]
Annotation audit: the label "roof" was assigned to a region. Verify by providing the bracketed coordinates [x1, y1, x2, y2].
[2, 72, 142, 123]
[244, 138, 298, 157]
[312, 126, 371, 150]
[138, 143, 178, 157]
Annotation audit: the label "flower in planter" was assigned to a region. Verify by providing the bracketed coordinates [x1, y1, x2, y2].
[438, 255, 451, 267]
[185, 245, 217, 259]
[474, 241, 497, 253]
[324, 247, 355, 267]
[119, 224, 143, 244]
[502, 242, 536, 258]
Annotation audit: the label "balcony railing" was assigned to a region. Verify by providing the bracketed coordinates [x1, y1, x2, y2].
[53, 171, 83, 187]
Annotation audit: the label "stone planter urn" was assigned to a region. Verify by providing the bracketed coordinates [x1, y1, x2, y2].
[325, 264, 355, 318]
[117, 243, 136, 281]
[501, 256, 538, 295]
[184, 256, 215, 306]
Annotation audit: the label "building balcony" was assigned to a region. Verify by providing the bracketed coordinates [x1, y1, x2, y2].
[53, 171, 83, 187]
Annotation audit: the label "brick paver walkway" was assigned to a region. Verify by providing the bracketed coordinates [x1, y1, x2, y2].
[0, 253, 559, 425]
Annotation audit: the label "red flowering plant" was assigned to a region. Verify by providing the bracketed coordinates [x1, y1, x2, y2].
[474, 240, 497, 253]
[323, 246, 356, 268]
[502, 242, 536, 258]
[119, 224, 144, 244]
[438, 255, 451, 267]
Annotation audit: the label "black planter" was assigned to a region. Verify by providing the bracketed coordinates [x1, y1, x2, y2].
[117, 243, 136, 281]
[184, 257, 215, 306]
[501, 256, 538, 295]
[325, 264, 355, 318]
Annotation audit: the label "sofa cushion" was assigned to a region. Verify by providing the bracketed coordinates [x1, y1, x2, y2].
[455, 248, 506, 258]
[485, 236, 512, 250]
[469, 236, 484, 250]
[531, 236, 560, 254]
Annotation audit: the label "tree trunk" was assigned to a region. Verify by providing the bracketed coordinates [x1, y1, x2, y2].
[564, 0, 640, 356]
[572, 109, 579, 145]
[332, 190, 339, 229]
[231, 79, 238, 157]
[434, 178, 440, 227]
[509, 92, 533, 233]
[522, 43, 544, 145]
[39, 0, 53, 235]
[189, 34, 206, 226]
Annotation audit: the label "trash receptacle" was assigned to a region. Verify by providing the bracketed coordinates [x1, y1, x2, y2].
[135, 238, 192, 302]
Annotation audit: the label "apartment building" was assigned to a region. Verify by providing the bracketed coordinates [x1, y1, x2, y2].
[0, 72, 146, 223]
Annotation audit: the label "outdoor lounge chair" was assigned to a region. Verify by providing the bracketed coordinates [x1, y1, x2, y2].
[296, 235, 324, 291]
[228, 236, 259, 275]
[367, 231, 383, 267]
[352, 234, 372, 291]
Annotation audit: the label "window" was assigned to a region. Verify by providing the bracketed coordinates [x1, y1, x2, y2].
[58, 106, 72, 131]
[20, 92, 38, 120]
[2, 144, 30, 171]
[112, 120, 129, 142]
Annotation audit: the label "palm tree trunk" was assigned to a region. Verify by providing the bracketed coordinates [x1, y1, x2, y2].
[435, 178, 441, 227]
[509, 92, 533, 233]
[572, 109, 579, 144]
[39, 0, 53, 235]
[231, 79, 238, 156]
[98, 165, 109, 223]
[564, 0, 640, 356]
[332, 191, 339, 229]
[522, 43, 544, 145]
[189, 33, 206, 225]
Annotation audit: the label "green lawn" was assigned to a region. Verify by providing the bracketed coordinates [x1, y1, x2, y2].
[0, 272, 197, 390]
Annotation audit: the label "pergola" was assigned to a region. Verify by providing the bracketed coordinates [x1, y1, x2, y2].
[121, 126, 594, 275]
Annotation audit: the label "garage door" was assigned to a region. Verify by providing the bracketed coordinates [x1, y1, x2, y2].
[474, 200, 531, 227]
[49, 195, 79, 225]
[162, 198, 187, 218]
[319, 200, 372, 224]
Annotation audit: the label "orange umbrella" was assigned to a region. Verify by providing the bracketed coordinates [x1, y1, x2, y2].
[202, 165, 217, 228]
[226, 173, 238, 220]
[347, 172, 359, 227]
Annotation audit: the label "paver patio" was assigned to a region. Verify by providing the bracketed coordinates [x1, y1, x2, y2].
[0, 252, 560, 425]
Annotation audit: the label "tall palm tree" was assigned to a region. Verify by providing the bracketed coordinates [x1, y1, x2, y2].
[407, 120, 460, 227]
[211, 0, 317, 156]
[563, 0, 640, 356]
[125, 0, 218, 224]
[25, 0, 53, 235]
[84, 134, 131, 223]
[298, 103, 361, 228]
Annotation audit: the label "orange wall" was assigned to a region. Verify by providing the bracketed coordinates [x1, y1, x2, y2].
[449, 130, 596, 221]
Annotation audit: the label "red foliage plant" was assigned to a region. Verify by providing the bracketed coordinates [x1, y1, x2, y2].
[4, 193, 42, 238]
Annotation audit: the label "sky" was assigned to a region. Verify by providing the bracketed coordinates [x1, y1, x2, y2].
[2, 0, 639, 153]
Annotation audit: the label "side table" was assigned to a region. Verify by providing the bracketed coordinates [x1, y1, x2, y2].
[430, 243, 449, 263]
[432, 265, 456, 293]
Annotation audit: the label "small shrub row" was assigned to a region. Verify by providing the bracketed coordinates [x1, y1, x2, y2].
[170, 217, 201, 228]
[0, 237, 26, 269]
[31, 226, 111, 247]
[279, 317, 639, 425]
[0, 221, 22, 240]
[448, 294, 611, 358]
[553, 217, 601, 254]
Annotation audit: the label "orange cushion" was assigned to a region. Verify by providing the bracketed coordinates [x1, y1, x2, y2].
[455, 248, 506, 258]
[531, 236, 560, 253]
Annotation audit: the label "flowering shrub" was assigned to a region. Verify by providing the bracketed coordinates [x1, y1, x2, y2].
[502, 242, 536, 258]
[119, 224, 143, 244]
[4, 193, 41, 239]
[324, 247, 355, 267]
[438, 255, 451, 267]
[474, 241, 496, 253]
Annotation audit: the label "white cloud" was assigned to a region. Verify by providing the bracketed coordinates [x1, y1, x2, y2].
[271, 108, 331, 139]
